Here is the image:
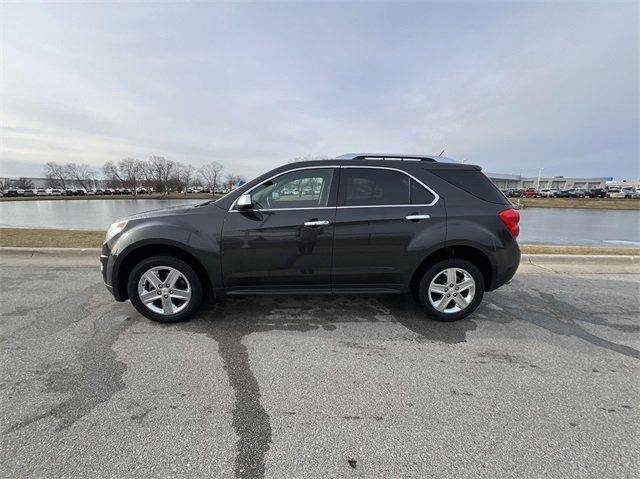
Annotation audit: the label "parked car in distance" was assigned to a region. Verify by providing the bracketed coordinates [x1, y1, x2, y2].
[102, 153, 521, 324]
[607, 189, 626, 198]
[503, 188, 522, 198]
[539, 188, 560, 198]
[622, 188, 640, 199]
[5, 189, 19, 197]
[50, 188, 63, 196]
[522, 188, 540, 198]
[587, 188, 607, 198]
[569, 188, 588, 198]
[22, 189, 36, 197]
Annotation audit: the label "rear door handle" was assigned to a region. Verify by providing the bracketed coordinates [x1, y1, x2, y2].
[405, 214, 431, 221]
[304, 220, 330, 227]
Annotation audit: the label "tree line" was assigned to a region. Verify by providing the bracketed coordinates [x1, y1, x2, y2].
[42, 157, 246, 194]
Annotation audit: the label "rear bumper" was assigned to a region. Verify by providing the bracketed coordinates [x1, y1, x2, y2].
[487, 238, 521, 291]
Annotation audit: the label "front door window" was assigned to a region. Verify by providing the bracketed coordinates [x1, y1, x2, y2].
[250, 168, 334, 210]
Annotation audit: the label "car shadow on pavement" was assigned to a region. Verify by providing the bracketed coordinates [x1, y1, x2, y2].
[4, 288, 137, 435]
[173, 294, 478, 479]
[485, 288, 640, 360]
[172, 288, 639, 479]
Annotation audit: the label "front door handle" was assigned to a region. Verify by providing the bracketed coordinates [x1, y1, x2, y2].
[304, 220, 330, 227]
[405, 214, 431, 221]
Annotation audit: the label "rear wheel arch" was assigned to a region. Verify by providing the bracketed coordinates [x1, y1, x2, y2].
[410, 244, 494, 296]
[115, 243, 212, 301]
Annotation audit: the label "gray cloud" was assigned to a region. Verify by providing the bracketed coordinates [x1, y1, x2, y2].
[1, 2, 637, 180]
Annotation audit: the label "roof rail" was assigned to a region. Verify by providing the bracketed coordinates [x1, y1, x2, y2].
[335, 153, 440, 162]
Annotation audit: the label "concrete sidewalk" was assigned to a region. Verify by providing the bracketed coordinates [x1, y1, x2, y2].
[1, 246, 638, 273]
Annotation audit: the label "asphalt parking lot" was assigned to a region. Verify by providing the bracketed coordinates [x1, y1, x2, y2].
[1, 259, 638, 478]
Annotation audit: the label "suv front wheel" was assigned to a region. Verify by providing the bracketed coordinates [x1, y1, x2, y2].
[127, 255, 204, 323]
[417, 259, 485, 322]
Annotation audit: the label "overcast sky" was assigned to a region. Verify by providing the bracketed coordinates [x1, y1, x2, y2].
[1, 1, 638, 180]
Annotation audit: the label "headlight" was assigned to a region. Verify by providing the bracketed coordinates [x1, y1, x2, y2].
[105, 220, 128, 242]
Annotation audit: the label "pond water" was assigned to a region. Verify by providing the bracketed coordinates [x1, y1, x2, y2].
[0, 199, 638, 247]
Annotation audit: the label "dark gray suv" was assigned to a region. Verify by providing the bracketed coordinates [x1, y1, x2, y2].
[101, 153, 520, 323]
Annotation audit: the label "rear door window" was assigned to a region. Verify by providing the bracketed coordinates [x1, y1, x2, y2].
[339, 168, 410, 206]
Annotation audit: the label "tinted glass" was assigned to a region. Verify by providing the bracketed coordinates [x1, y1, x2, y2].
[410, 179, 435, 204]
[432, 170, 510, 204]
[250, 168, 334, 209]
[340, 169, 410, 206]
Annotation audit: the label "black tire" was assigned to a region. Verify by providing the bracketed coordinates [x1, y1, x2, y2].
[417, 258, 485, 322]
[127, 255, 204, 323]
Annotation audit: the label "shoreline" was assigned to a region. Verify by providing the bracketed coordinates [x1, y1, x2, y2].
[0, 193, 218, 202]
[1, 195, 638, 210]
[0, 227, 637, 255]
[510, 197, 639, 210]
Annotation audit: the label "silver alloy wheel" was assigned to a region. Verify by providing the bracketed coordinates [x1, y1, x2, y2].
[427, 267, 476, 314]
[137, 266, 192, 315]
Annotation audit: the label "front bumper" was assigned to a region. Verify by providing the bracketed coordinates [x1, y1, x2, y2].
[101, 243, 123, 301]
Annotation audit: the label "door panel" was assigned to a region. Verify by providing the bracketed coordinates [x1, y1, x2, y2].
[221, 167, 338, 290]
[221, 209, 336, 289]
[331, 167, 446, 289]
[331, 206, 445, 288]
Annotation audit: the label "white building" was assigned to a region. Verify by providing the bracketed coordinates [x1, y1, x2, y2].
[486, 173, 606, 190]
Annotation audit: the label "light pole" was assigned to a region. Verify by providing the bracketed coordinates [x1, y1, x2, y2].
[536, 168, 544, 190]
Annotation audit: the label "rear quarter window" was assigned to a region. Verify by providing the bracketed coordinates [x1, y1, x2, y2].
[432, 170, 510, 205]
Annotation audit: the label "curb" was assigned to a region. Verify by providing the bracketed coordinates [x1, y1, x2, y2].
[521, 254, 639, 264]
[0, 247, 101, 259]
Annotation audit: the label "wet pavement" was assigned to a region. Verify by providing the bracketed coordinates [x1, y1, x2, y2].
[0, 264, 638, 477]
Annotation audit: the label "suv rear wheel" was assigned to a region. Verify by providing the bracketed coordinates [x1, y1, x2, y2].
[417, 259, 484, 322]
[127, 255, 203, 323]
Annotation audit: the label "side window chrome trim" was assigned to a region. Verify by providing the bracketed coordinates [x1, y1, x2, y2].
[228, 165, 340, 212]
[228, 207, 335, 213]
[336, 204, 433, 209]
[340, 165, 440, 207]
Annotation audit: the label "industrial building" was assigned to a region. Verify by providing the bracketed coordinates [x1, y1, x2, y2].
[486, 173, 607, 190]
[2, 174, 635, 192]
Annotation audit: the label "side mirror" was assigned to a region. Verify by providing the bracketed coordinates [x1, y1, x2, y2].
[237, 193, 253, 211]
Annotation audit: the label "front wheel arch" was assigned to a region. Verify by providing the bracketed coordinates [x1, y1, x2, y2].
[116, 243, 211, 301]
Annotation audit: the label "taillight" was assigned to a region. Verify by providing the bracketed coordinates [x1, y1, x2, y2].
[499, 208, 520, 238]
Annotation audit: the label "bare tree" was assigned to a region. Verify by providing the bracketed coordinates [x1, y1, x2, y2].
[177, 163, 197, 194]
[138, 160, 154, 190]
[43, 162, 67, 189]
[223, 174, 247, 191]
[198, 161, 224, 194]
[148, 155, 177, 194]
[65, 163, 95, 190]
[118, 158, 144, 192]
[15, 177, 35, 189]
[102, 160, 125, 189]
